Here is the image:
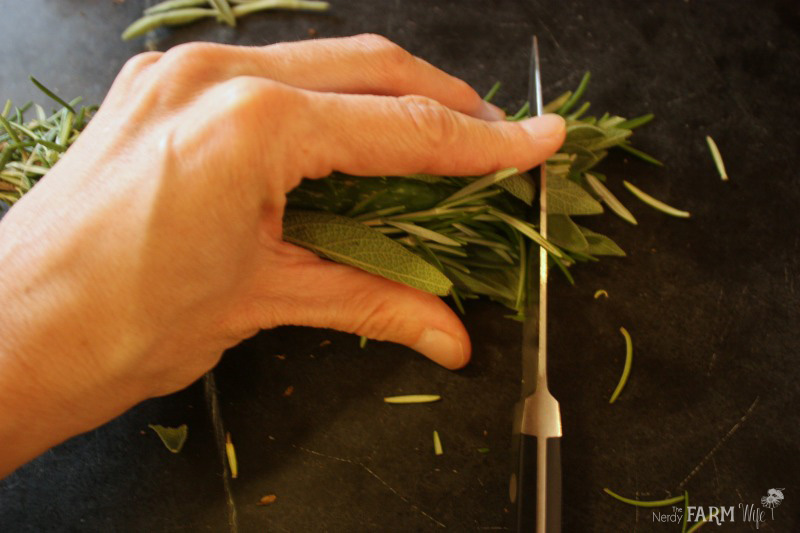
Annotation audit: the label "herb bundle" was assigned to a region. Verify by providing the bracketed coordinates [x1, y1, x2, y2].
[0, 78, 96, 209]
[1, 74, 667, 318]
[284, 73, 664, 318]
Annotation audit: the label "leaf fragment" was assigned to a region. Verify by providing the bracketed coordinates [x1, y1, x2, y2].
[383, 394, 441, 404]
[433, 430, 443, 456]
[593, 289, 608, 299]
[705, 135, 728, 181]
[623, 181, 691, 218]
[148, 424, 188, 453]
[609, 327, 633, 404]
[226, 431, 238, 479]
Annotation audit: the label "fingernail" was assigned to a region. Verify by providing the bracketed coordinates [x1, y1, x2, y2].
[476, 101, 506, 121]
[521, 113, 566, 137]
[411, 328, 466, 369]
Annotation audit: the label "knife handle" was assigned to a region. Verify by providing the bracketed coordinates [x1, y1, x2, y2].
[511, 434, 562, 532]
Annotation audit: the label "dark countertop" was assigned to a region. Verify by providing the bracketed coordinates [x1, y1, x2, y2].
[1, 1, 798, 531]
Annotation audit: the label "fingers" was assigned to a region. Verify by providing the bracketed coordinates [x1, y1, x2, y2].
[296, 90, 566, 179]
[147, 35, 504, 121]
[241, 245, 471, 369]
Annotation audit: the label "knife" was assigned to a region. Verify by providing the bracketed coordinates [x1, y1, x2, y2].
[509, 36, 563, 533]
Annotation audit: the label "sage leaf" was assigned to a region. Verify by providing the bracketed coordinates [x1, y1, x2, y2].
[148, 424, 188, 453]
[547, 214, 588, 253]
[584, 172, 637, 225]
[283, 210, 453, 295]
[497, 172, 535, 205]
[579, 226, 626, 256]
[547, 174, 604, 215]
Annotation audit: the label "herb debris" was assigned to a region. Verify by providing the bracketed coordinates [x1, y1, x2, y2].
[609, 327, 633, 404]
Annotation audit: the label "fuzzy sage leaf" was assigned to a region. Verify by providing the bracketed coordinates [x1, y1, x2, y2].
[282, 210, 453, 295]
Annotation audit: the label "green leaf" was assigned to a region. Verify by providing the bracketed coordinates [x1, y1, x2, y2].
[441, 167, 518, 205]
[565, 122, 606, 144]
[385, 220, 462, 246]
[148, 424, 188, 453]
[584, 172, 637, 225]
[560, 143, 606, 173]
[283, 210, 453, 295]
[496, 172, 535, 205]
[547, 214, 588, 253]
[547, 174, 604, 215]
[579, 226, 626, 256]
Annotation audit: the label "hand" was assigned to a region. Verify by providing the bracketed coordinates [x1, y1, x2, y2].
[0, 34, 565, 475]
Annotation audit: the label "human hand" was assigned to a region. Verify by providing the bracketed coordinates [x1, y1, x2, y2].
[0, 35, 565, 474]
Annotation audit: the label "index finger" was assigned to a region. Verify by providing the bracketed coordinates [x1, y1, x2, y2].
[296, 91, 566, 179]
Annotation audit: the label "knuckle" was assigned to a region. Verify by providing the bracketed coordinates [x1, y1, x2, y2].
[356, 298, 417, 343]
[158, 42, 224, 77]
[354, 33, 414, 82]
[218, 77, 290, 115]
[398, 95, 457, 148]
[120, 51, 163, 77]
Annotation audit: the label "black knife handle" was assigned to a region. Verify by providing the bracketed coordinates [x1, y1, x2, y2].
[511, 434, 562, 532]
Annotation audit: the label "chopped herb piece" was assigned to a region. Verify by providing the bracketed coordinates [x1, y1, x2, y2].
[623, 181, 691, 218]
[148, 424, 188, 453]
[609, 327, 633, 404]
[705, 135, 728, 181]
[383, 394, 441, 404]
[226, 432, 238, 479]
[433, 430, 443, 455]
[257, 494, 277, 506]
[593, 289, 608, 299]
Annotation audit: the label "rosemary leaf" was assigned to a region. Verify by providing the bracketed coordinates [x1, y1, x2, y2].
[584, 172, 637, 225]
[705, 135, 728, 181]
[623, 181, 690, 218]
[609, 327, 633, 404]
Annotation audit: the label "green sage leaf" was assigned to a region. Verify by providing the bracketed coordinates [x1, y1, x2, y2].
[547, 214, 588, 253]
[547, 174, 604, 215]
[579, 226, 626, 256]
[283, 210, 453, 295]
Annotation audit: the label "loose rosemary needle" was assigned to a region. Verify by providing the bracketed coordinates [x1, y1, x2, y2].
[383, 395, 441, 404]
[705, 135, 728, 181]
[623, 180, 691, 218]
[609, 327, 633, 404]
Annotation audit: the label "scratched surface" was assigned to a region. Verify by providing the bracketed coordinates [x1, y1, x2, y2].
[1, 1, 798, 531]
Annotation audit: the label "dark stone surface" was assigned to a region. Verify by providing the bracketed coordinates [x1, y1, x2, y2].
[1, 0, 798, 531]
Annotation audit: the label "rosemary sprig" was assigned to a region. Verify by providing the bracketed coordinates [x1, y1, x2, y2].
[122, 0, 331, 40]
[0, 79, 94, 207]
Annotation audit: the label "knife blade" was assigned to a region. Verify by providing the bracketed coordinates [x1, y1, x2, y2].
[509, 35, 563, 533]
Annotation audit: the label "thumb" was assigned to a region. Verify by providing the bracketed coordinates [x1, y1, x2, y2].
[249, 247, 470, 369]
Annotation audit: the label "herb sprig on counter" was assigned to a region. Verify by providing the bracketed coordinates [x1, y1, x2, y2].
[122, 0, 331, 41]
